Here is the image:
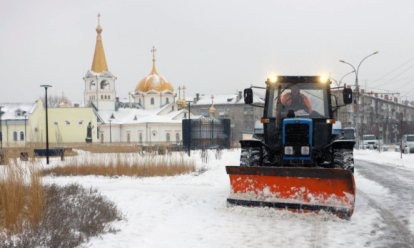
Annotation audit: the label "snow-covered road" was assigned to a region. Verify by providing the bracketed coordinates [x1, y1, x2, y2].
[41, 149, 414, 247]
[356, 159, 414, 247]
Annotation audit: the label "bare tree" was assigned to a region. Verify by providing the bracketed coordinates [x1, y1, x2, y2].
[41, 94, 72, 108]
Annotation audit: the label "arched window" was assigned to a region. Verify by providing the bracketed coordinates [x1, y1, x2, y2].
[100, 81, 109, 89]
[166, 98, 169, 104]
[105, 95, 107, 99]
[20, 131, 25, 141]
[151, 98, 155, 105]
[127, 133, 131, 142]
[172, 106, 174, 111]
[166, 133, 170, 142]
[108, 95, 110, 100]
[139, 133, 142, 143]
[90, 81, 96, 90]
[13, 131, 18, 141]
[101, 95, 103, 99]
[139, 98, 141, 105]
[176, 133, 180, 143]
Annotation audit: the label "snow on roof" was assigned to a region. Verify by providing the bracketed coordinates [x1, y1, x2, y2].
[191, 93, 264, 106]
[97, 104, 186, 125]
[0, 102, 38, 120]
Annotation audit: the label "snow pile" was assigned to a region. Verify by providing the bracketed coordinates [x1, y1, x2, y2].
[30, 148, 411, 247]
[355, 149, 414, 171]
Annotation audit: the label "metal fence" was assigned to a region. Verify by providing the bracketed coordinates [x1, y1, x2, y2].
[182, 118, 231, 149]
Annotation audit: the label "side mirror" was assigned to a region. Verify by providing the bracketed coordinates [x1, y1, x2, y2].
[343, 88, 353, 104]
[244, 88, 253, 104]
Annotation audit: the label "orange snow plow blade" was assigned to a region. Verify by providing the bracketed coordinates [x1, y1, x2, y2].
[226, 166, 356, 219]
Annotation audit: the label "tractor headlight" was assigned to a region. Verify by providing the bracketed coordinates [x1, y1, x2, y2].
[301, 146, 310, 155]
[268, 76, 278, 84]
[285, 146, 294, 155]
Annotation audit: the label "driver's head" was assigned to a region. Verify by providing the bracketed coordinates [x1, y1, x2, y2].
[290, 85, 300, 96]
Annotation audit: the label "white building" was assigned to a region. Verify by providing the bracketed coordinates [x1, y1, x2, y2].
[85, 15, 190, 144]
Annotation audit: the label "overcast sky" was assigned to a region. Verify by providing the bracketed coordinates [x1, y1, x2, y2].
[1, 0, 414, 104]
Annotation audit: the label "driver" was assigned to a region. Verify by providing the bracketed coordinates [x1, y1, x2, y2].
[281, 85, 312, 114]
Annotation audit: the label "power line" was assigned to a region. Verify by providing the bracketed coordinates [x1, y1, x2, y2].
[368, 56, 414, 85]
[371, 63, 414, 88]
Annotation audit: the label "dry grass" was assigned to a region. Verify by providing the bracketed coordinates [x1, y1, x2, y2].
[43, 151, 196, 177]
[78, 143, 180, 154]
[0, 144, 197, 246]
[79, 143, 143, 153]
[0, 153, 44, 237]
[0, 143, 78, 160]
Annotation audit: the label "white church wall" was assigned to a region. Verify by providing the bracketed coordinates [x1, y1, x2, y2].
[97, 123, 182, 144]
[144, 96, 159, 110]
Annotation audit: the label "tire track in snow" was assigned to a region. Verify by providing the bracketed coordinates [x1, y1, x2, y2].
[356, 159, 414, 247]
[357, 189, 414, 247]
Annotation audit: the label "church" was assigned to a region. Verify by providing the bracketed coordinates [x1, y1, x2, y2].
[0, 14, 231, 146]
[85, 14, 191, 144]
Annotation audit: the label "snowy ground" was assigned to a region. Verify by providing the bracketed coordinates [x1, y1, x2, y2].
[38, 148, 414, 248]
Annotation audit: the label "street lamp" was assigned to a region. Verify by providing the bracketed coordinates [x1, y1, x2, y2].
[40, 85, 52, 164]
[24, 114, 28, 146]
[186, 101, 192, 156]
[340, 51, 379, 148]
[0, 106, 3, 150]
[109, 119, 112, 143]
[108, 113, 115, 144]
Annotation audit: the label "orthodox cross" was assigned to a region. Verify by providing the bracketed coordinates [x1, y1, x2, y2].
[151, 46, 157, 60]
[211, 95, 214, 105]
[98, 13, 100, 25]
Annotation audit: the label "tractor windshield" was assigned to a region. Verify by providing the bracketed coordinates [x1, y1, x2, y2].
[268, 82, 330, 118]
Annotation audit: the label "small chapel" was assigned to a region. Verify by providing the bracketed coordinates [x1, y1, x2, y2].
[84, 14, 191, 144]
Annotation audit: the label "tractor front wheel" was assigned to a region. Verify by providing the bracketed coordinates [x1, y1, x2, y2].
[333, 149, 354, 173]
[240, 147, 261, 166]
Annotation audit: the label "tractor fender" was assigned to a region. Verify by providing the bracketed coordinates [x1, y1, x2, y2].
[332, 140, 355, 150]
[240, 139, 263, 148]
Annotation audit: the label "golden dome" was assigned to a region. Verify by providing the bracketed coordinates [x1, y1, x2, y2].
[135, 50, 174, 92]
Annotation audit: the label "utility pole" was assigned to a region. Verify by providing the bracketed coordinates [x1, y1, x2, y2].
[0, 106, 3, 150]
[187, 101, 192, 156]
[40, 85, 52, 164]
[340, 51, 379, 149]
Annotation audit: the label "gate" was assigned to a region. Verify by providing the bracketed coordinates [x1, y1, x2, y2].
[183, 118, 230, 149]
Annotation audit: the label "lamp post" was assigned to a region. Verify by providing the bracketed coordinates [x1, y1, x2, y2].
[340, 51, 379, 148]
[0, 106, 3, 150]
[109, 119, 112, 143]
[186, 101, 192, 156]
[40, 85, 52, 164]
[24, 114, 28, 146]
[331, 70, 356, 88]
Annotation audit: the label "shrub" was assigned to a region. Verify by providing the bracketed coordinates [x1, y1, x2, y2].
[0, 183, 124, 248]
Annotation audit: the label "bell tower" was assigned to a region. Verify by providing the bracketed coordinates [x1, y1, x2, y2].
[83, 13, 117, 111]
